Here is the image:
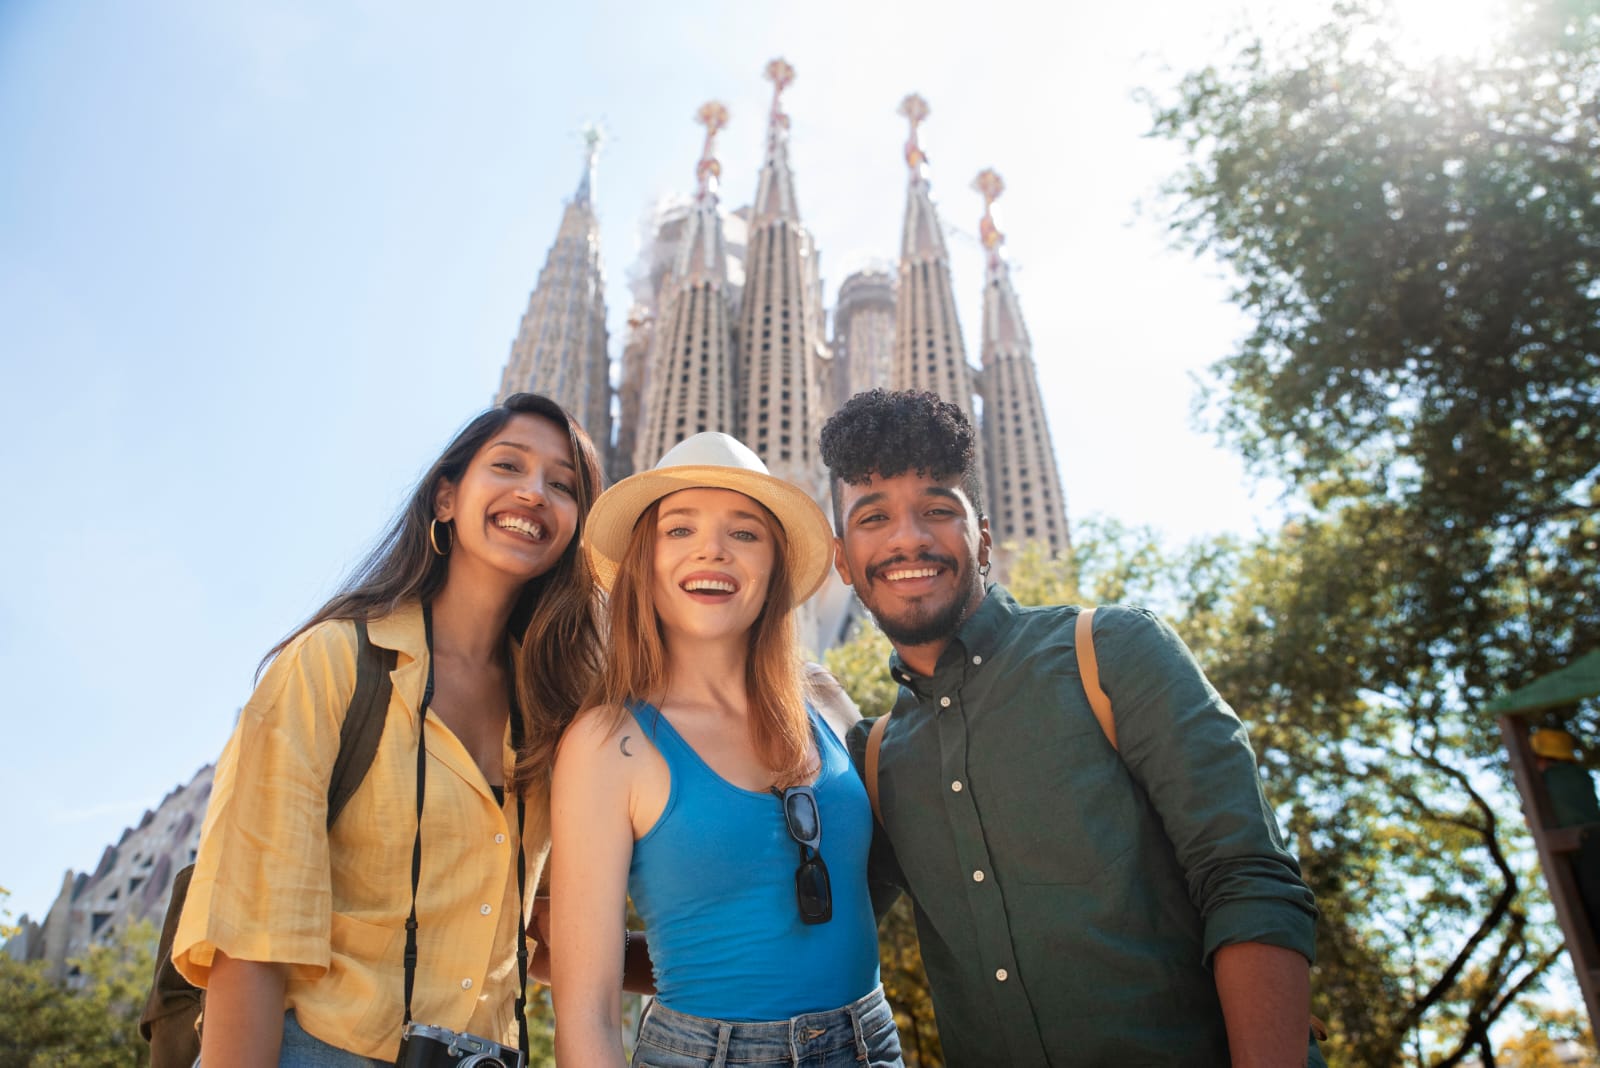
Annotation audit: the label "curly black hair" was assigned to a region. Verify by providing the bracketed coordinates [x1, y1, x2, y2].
[818, 389, 984, 530]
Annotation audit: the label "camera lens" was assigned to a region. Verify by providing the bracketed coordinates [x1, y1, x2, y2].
[457, 1057, 507, 1068]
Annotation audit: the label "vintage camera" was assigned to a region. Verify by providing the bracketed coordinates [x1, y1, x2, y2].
[396, 1022, 526, 1068]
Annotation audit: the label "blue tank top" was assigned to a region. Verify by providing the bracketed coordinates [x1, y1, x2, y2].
[627, 701, 880, 1021]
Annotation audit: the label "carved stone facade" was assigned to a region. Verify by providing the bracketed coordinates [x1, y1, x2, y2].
[4, 765, 212, 984]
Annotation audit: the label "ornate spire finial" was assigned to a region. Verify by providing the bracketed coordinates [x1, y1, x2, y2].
[765, 58, 795, 132]
[899, 93, 930, 176]
[574, 123, 604, 204]
[694, 100, 729, 199]
[974, 168, 1006, 266]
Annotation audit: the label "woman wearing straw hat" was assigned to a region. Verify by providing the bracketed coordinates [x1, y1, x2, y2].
[549, 432, 902, 1067]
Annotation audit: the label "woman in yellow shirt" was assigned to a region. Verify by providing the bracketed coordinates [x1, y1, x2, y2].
[173, 392, 603, 1066]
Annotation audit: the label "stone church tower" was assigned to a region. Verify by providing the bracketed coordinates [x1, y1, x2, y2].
[636, 102, 739, 471]
[735, 59, 828, 497]
[974, 169, 1069, 554]
[890, 95, 979, 434]
[497, 130, 611, 461]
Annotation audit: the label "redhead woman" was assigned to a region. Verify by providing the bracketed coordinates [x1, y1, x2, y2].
[172, 393, 603, 1066]
[550, 433, 902, 1067]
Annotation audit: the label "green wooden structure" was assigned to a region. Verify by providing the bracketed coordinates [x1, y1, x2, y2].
[1488, 650, 1600, 1025]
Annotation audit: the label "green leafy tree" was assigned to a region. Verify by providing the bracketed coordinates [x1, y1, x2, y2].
[0, 919, 155, 1067]
[1149, 1, 1600, 1061]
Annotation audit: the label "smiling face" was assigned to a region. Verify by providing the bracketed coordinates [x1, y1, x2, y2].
[833, 470, 991, 673]
[433, 412, 581, 589]
[650, 487, 778, 648]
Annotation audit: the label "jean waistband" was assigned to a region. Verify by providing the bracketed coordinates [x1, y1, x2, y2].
[639, 985, 891, 1063]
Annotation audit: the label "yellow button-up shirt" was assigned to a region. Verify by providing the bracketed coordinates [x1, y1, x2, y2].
[173, 601, 550, 1059]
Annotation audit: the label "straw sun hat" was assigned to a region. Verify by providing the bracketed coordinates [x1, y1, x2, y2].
[583, 432, 835, 606]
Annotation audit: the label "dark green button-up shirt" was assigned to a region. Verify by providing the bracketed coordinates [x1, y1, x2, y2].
[848, 587, 1319, 1067]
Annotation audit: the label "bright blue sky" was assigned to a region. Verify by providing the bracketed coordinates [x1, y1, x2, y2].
[0, 0, 1499, 924]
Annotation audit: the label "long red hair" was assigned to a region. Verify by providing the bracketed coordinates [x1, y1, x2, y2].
[586, 497, 815, 788]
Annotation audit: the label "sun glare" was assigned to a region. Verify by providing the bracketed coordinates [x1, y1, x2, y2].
[1266, 0, 1513, 64]
[1387, 0, 1509, 61]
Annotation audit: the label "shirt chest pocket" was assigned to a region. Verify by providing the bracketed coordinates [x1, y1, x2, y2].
[973, 714, 1137, 887]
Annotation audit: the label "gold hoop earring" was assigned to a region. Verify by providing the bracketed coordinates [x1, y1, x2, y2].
[429, 518, 453, 557]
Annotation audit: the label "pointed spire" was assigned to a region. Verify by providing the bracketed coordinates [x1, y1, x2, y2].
[974, 168, 1028, 351]
[497, 129, 611, 463]
[679, 102, 732, 286]
[974, 168, 1067, 556]
[897, 93, 947, 262]
[738, 57, 825, 493]
[637, 106, 738, 468]
[899, 93, 930, 178]
[574, 124, 603, 207]
[974, 167, 1006, 269]
[754, 58, 799, 223]
[693, 100, 729, 202]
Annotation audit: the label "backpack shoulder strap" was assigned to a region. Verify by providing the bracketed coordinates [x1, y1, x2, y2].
[1075, 607, 1118, 751]
[141, 617, 398, 1064]
[326, 618, 398, 829]
[866, 712, 893, 826]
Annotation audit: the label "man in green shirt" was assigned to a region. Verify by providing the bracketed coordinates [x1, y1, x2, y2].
[819, 389, 1322, 1066]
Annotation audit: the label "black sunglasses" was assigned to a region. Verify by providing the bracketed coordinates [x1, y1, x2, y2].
[776, 785, 832, 925]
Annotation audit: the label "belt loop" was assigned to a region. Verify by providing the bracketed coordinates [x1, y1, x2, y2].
[711, 1021, 732, 1068]
[851, 997, 869, 1061]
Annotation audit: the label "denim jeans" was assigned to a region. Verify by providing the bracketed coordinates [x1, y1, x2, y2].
[279, 1010, 388, 1067]
[631, 986, 903, 1067]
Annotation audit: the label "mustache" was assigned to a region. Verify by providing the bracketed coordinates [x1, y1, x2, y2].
[865, 552, 960, 584]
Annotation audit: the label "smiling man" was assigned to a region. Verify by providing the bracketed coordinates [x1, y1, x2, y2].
[819, 389, 1324, 1067]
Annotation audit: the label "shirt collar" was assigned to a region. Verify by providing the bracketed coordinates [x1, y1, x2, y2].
[364, 601, 429, 725]
[365, 599, 427, 663]
[887, 584, 1019, 694]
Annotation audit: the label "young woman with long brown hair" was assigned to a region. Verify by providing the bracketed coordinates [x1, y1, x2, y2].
[172, 392, 603, 1066]
[549, 433, 902, 1067]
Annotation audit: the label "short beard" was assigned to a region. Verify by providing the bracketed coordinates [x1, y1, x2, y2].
[862, 571, 985, 649]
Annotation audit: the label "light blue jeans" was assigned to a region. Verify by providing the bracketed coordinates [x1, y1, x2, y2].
[631, 986, 903, 1068]
[279, 1010, 387, 1067]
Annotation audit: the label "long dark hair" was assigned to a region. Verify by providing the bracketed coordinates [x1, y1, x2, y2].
[586, 498, 816, 790]
[265, 392, 604, 795]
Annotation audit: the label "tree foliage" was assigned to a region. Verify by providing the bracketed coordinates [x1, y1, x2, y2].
[1148, 0, 1600, 1062]
[0, 920, 155, 1068]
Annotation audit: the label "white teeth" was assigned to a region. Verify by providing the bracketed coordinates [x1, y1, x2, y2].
[683, 579, 736, 593]
[496, 515, 544, 539]
[885, 567, 940, 581]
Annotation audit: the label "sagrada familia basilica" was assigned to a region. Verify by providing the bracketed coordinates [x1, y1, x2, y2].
[496, 59, 1069, 568]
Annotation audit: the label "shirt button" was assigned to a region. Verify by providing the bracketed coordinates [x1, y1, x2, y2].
[939, 696, 951, 708]
[972, 655, 982, 665]
[494, 833, 506, 844]
[480, 904, 492, 916]
[460, 978, 473, 990]
[951, 780, 963, 792]
[973, 870, 985, 882]
[995, 968, 1009, 982]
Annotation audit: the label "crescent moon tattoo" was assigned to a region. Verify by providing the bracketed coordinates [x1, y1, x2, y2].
[620, 735, 633, 757]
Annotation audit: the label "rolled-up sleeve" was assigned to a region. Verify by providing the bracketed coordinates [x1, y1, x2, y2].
[173, 622, 357, 985]
[1094, 605, 1318, 966]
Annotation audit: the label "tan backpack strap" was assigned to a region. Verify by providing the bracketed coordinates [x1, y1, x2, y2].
[866, 712, 893, 825]
[1075, 607, 1118, 751]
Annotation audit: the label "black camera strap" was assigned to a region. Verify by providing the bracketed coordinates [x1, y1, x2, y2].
[403, 602, 531, 1056]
